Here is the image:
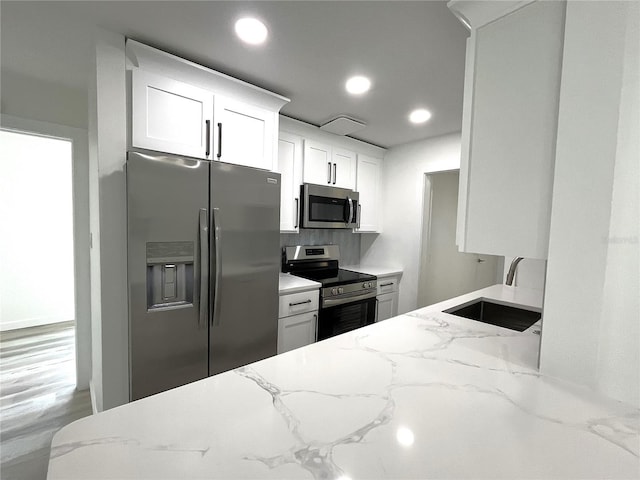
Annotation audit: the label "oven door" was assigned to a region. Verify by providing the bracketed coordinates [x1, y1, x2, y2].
[301, 184, 359, 229]
[317, 295, 376, 341]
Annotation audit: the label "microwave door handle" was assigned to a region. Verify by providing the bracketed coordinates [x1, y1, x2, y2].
[346, 196, 353, 225]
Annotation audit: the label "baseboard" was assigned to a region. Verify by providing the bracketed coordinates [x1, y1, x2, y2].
[0, 317, 73, 332]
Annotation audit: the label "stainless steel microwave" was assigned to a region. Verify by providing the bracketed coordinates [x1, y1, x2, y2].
[300, 183, 359, 229]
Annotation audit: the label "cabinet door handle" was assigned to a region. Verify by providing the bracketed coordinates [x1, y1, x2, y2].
[333, 163, 337, 184]
[313, 313, 318, 342]
[327, 162, 332, 184]
[205, 120, 211, 158]
[375, 298, 379, 322]
[217, 122, 223, 159]
[289, 299, 312, 307]
[380, 282, 394, 287]
[294, 198, 299, 229]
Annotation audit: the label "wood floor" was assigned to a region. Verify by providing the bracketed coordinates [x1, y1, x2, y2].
[0, 321, 93, 480]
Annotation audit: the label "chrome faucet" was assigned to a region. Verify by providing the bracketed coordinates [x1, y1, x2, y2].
[505, 257, 524, 286]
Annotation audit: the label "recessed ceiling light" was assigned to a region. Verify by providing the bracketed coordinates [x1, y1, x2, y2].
[345, 76, 371, 95]
[234, 17, 268, 45]
[409, 108, 432, 124]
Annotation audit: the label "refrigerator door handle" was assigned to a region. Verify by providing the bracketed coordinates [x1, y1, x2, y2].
[211, 207, 221, 326]
[198, 209, 209, 329]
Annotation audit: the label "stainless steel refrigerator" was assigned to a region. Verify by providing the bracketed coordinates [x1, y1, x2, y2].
[126, 151, 280, 401]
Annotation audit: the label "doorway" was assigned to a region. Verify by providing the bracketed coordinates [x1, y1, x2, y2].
[0, 129, 75, 331]
[418, 171, 499, 307]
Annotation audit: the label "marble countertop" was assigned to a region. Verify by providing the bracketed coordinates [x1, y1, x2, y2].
[340, 264, 403, 278]
[278, 272, 321, 295]
[48, 285, 639, 479]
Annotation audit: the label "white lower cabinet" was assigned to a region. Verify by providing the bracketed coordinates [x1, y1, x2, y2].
[375, 275, 400, 322]
[278, 289, 319, 354]
[278, 311, 317, 354]
[376, 293, 398, 322]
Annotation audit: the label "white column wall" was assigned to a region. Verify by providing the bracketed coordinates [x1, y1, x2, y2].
[89, 28, 129, 411]
[594, 0, 639, 408]
[539, 0, 638, 407]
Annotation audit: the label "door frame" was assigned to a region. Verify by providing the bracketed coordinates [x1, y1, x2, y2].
[417, 169, 459, 308]
[417, 168, 501, 308]
[1, 114, 91, 390]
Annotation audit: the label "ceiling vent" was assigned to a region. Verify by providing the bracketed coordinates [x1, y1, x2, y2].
[319, 116, 366, 136]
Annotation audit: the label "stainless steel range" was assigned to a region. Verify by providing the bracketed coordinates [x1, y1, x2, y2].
[282, 245, 377, 340]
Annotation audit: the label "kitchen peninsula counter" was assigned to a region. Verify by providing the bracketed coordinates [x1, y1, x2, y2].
[48, 285, 639, 479]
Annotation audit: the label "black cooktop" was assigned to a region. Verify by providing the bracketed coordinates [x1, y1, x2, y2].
[294, 268, 376, 288]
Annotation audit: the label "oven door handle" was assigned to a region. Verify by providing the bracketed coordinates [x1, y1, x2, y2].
[375, 298, 379, 322]
[322, 290, 377, 308]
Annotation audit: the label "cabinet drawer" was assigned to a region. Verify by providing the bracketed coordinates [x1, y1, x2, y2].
[377, 276, 398, 295]
[279, 290, 319, 318]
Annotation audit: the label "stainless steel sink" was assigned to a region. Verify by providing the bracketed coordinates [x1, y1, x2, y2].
[444, 300, 541, 332]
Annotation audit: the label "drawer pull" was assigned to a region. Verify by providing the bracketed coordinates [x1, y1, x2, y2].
[380, 282, 394, 287]
[289, 299, 312, 307]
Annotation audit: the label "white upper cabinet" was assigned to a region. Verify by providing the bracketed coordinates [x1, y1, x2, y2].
[355, 154, 382, 232]
[302, 140, 356, 190]
[303, 140, 333, 185]
[278, 132, 303, 232]
[331, 148, 357, 190]
[127, 40, 288, 170]
[214, 97, 277, 171]
[450, 0, 565, 259]
[132, 69, 214, 159]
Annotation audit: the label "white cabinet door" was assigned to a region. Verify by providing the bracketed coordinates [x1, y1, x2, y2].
[278, 132, 303, 232]
[355, 154, 381, 232]
[331, 148, 356, 190]
[277, 311, 317, 354]
[214, 97, 276, 170]
[376, 293, 398, 322]
[303, 139, 332, 185]
[132, 69, 213, 159]
[457, 1, 564, 259]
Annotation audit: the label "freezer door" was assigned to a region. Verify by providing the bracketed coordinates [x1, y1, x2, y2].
[209, 162, 280, 375]
[127, 152, 209, 400]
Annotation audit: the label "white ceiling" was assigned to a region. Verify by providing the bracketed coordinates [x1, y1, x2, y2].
[1, 1, 469, 148]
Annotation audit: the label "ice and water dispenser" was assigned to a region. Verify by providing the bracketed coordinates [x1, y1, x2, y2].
[146, 241, 194, 310]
